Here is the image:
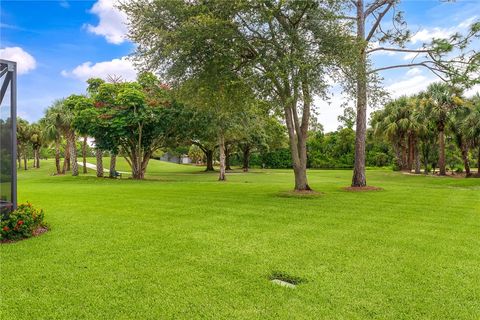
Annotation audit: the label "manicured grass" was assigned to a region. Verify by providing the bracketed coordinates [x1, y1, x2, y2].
[1, 159, 479, 319]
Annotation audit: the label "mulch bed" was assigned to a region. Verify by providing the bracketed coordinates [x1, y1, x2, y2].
[277, 190, 323, 198]
[1, 226, 48, 244]
[342, 186, 383, 192]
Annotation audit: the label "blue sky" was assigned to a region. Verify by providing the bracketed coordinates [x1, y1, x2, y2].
[0, 0, 479, 131]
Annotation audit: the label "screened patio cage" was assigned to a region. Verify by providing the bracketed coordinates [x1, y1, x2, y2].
[0, 59, 17, 217]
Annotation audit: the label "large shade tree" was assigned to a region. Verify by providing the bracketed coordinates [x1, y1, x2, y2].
[177, 70, 256, 181]
[121, 0, 355, 191]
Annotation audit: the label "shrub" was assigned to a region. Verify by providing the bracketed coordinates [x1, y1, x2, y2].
[367, 152, 392, 167]
[1, 203, 46, 241]
[262, 148, 292, 169]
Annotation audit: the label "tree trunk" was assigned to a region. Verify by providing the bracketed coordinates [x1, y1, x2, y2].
[401, 145, 408, 171]
[284, 105, 311, 191]
[393, 144, 402, 170]
[242, 145, 250, 172]
[205, 149, 214, 171]
[414, 142, 421, 174]
[36, 148, 40, 168]
[109, 154, 117, 178]
[17, 152, 21, 169]
[128, 147, 148, 180]
[225, 145, 232, 171]
[95, 148, 104, 177]
[478, 147, 480, 175]
[55, 138, 61, 174]
[352, 1, 367, 187]
[130, 123, 145, 180]
[438, 130, 446, 176]
[82, 136, 87, 174]
[460, 142, 471, 177]
[423, 153, 429, 175]
[139, 152, 151, 179]
[23, 153, 27, 170]
[63, 139, 70, 172]
[131, 166, 145, 179]
[69, 132, 79, 176]
[407, 134, 414, 172]
[218, 135, 226, 181]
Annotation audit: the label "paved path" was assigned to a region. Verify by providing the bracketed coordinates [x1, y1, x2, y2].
[77, 162, 129, 174]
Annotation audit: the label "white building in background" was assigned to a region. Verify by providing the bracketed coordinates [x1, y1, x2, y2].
[159, 152, 192, 165]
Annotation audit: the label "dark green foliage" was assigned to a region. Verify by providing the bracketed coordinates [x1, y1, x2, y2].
[261, 148, 292, 169]
[307, 129, 356, 169]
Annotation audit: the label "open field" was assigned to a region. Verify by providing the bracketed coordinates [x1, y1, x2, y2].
[1, 159, 480, 319]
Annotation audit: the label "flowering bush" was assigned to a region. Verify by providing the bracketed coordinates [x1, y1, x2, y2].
[0, 203, 46, 241]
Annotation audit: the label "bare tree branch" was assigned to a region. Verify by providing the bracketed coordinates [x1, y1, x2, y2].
[369, 61, 448, 82]
[367, 47, 432, 54]
[365, 2, 394, 42]
[364, 0, 390, 17]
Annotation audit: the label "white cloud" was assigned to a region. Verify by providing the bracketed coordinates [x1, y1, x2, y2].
[403, 51, 424, 61]
[410, 16, 478, 44]
[410, 28, 453, 44]
[0, 47, 37, 75]
[458, 16, 478, 29]
[465, 84, 480, 98]
[369, 42, 396, 56]
[386, 75, 435, 98]
[315, 93, 346, 132]
[59, 1, 70, 9]
[84, 0, 128, 44]
[61, 56, 137, 81]
[406, 68, 422, 77]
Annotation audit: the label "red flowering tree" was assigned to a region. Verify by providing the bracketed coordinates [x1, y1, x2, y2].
[91, 73, 174, 179]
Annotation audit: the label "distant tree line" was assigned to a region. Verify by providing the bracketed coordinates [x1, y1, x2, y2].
[17, 0, 480, 189]
[19, 80, 479, 180]
[372, 83, 480, 176]
[120, 0, 479, 190]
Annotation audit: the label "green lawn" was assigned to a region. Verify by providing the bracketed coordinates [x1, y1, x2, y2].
[1, 159, 479, 319]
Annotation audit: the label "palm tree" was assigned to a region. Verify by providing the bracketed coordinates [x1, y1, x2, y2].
[29, 123, 44, 169]
[414, 93, 438, 174]
[423, 83, 463, 176]
[62, 110, 79, 177]
[42, 99, 78, 176]
[406, 97, 422, 173]
[463, 94, 480, 175]
[447, 104, 472, 177]
[41, 102, 64, 174]
[373, 96, 416, 171]
[16, 118, 31, 170]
